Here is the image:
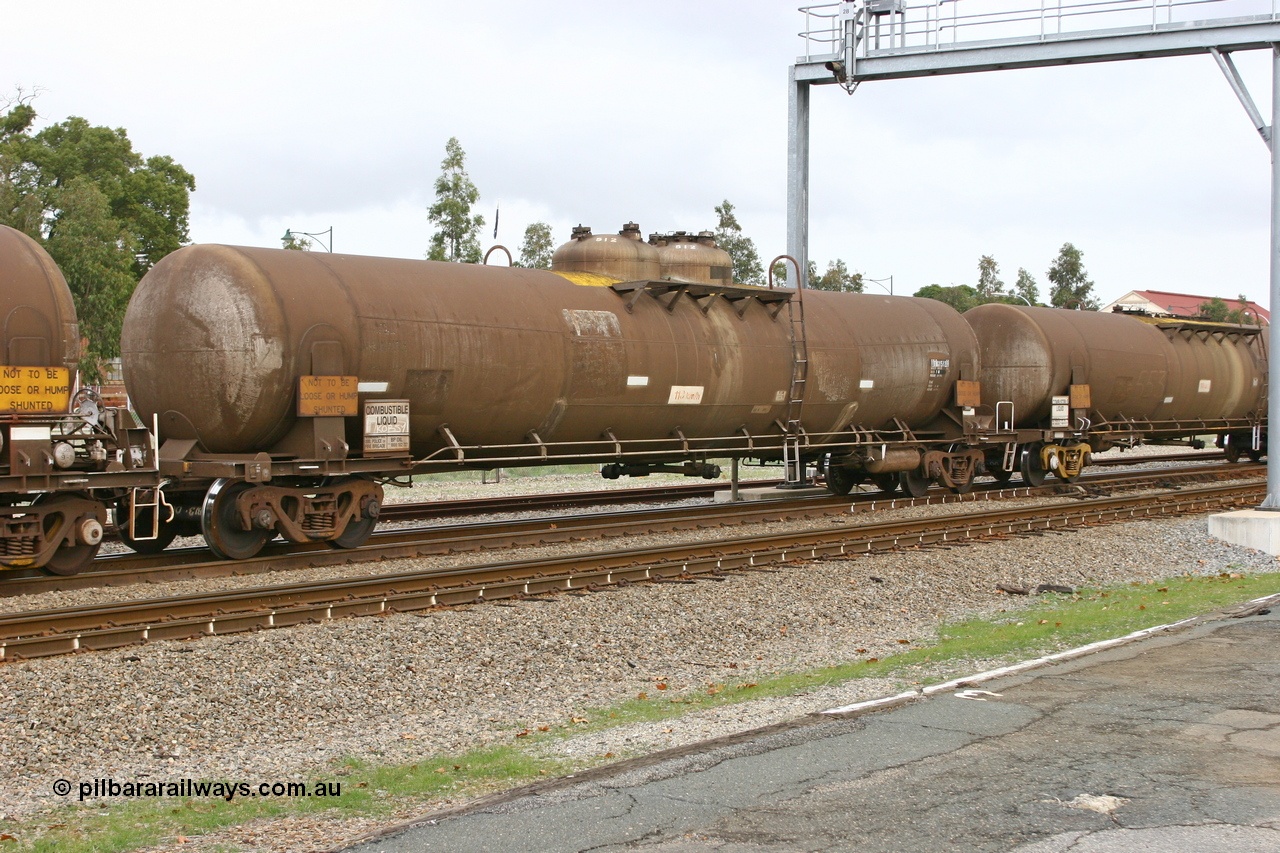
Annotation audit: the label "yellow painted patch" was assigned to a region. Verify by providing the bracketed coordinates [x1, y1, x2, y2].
[550, 271, 621, 287]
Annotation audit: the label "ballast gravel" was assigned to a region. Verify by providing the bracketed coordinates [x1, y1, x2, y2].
[0, 457, 1274, 853]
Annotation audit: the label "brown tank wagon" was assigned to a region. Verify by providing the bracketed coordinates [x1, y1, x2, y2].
[964, 303, 1266, 483]
[0, 211, 1268, 573]
[0, 225, 158, 574]
[120, 240, 987, 556]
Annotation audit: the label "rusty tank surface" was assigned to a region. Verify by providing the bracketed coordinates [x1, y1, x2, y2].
[551, 223, 660, 281]
[0, 226, 160, 575]
[121, 245, 977, 465]
[649, 231, 733, 285]
[0, 225, 79, 370]
[964, 303, 1266, 427]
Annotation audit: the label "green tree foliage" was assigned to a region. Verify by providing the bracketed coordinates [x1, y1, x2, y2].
[426, 137, 484, 263]
[770, 257, 860, 291]
[713, 199, 763, 285]
[0, 100, 195, 379]
[1198, 294, 1259, 325]
[1013, 267, 1040, 306]
[1047, 242, 1099, 310]
[976, 255, 1004, 299]
[1198, 296, 1230, 322]
[809, 258, 863, 293]
[913, 283, 981, 313]
[516, 221, 554, 269]
[1232, 294, 1260, 325]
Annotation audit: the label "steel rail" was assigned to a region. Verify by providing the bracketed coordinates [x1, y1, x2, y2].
[0, 480, 1262, 662]
[7, 460, 1259, 597]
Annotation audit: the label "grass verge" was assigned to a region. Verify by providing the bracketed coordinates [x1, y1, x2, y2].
[9, 569, 1279, 852]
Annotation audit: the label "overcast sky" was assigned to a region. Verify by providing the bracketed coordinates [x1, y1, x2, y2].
[7, 0, 1277, 309]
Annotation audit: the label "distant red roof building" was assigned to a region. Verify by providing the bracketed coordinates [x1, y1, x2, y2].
[1100, 289, 1270, 324]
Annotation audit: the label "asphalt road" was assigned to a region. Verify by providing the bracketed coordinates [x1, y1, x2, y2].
[344, 599, 1280, 853]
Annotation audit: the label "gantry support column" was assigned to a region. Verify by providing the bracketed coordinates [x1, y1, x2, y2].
[786, 68, 810, 289]
[1265, 44, 1280, 507]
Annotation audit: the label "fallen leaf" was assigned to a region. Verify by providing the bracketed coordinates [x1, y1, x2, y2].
[856, 648, 867, 654]
[897, 639, 910, 644]
[656, 683, 668, 691]
[1039, 620, 1048, 625]
[571, 716, 589, 724]
[538, 726, 549, 732]
[514, 730, 529, 739]
[637, 692, 648, 700]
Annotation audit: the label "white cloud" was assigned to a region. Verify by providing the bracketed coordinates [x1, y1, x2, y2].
[6, 0, 1275, 307]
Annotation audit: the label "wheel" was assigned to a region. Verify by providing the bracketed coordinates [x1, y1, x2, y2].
[116, 501, 179, 555]
[902, 468, 931, 498]
[824, 460, 859, 496]
[1223, 438, 1242, 463]
[985, 454, 1013, 484]
[871, 473, 900, 495]
[328, 514, 378, 550]
[37, 495, 103, 576]
[1248, 447, 1264, 463]
[45, 541, 100, 575]
[1020, 445, 1047, 487]
[201, 479, 270, 560]
[950, 472, 975, 495]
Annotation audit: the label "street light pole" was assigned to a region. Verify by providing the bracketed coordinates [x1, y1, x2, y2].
[282, 226, 333, 253]
[866, 274, 893, 295]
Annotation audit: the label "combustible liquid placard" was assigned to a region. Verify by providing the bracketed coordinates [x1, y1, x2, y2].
[364, 399, 410, 454]
[0, 366, 71, 414]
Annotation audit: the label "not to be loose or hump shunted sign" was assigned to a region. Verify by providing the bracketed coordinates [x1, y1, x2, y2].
[364, 399, 410, 455]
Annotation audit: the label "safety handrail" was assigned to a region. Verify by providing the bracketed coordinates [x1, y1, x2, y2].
[798, 0, 1277, 61]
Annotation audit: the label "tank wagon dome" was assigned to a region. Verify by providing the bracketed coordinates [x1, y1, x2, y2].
[648, 231, 733, 286]
[551, 222, 660, 281]
[0, 225, 79, 370]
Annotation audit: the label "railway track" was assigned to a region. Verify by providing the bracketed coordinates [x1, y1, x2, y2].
[93, 450, 1227, 538]
[0, 476, 1264, 662]
[5, 460, 1261, 597]
[366, 450, 1228, 523]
